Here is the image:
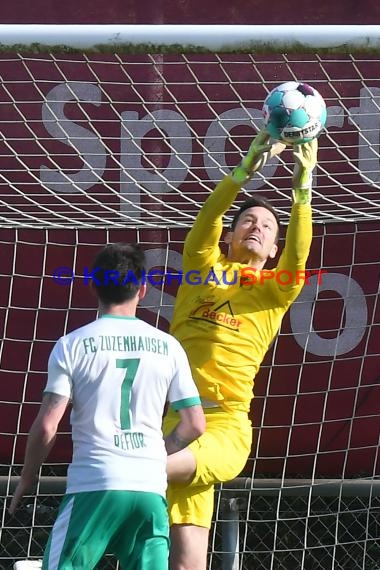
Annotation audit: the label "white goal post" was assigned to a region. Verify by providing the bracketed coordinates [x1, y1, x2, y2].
[0, 25, 379, 570]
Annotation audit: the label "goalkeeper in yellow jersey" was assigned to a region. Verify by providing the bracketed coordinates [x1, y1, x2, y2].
[163, 129, 318, 570]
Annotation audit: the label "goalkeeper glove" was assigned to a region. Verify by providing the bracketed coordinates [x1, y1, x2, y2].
[231, 129, 285, 185]
[292, 138, 318, 204]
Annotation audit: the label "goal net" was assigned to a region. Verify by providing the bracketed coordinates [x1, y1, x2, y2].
[0, 32, 379, 569]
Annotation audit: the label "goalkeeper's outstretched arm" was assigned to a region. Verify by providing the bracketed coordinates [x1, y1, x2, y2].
[275, 139, 318, 295]
[184, 129, 285, 261]
[230, 129, 286, 185]
[291, 138, 318, 205]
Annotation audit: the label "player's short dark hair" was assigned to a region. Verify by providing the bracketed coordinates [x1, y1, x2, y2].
[91, 243, 146, 305]
[230, 195, 281, 242]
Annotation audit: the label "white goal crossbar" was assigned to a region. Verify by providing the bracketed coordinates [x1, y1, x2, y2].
[0, 24, 380, 50]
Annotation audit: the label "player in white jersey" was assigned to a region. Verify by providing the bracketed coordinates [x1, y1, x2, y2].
[9, 243, 206, 570]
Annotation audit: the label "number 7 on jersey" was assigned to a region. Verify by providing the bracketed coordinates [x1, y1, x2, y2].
[116, 358, 140, 430]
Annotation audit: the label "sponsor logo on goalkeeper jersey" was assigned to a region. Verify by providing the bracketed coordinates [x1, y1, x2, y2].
[189, 299, 241, 331]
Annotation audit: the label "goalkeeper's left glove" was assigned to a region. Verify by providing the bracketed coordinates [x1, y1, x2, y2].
[231, 129, 285, 185]
[292, 138, 318, 204]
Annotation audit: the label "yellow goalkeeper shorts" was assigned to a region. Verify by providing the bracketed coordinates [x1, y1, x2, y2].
[163, 407, 252, 529]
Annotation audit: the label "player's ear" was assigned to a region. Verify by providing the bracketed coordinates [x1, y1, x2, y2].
[269, 243, 278, 259]
[138, 283, 147, 301]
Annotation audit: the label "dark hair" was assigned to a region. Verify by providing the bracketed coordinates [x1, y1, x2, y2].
[91, 243, 146, 305]
[230, 195, 281, 241]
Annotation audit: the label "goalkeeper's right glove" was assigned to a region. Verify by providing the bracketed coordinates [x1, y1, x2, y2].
[231, 129, 285, 185]
[292, 138, 318, 204]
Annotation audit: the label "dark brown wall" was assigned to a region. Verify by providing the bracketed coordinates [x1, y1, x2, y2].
[1, 0, 379, 24]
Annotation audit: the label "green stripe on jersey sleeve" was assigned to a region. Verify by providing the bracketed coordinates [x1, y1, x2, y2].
[171, 396, 201, 411]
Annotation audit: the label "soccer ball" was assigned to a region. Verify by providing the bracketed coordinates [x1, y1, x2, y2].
[262, 81, 327, 145]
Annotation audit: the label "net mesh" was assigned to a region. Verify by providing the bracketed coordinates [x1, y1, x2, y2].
[0, 53, 380, 227]
[1, 223, 379, 569]
[0, 51, 379, 569]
